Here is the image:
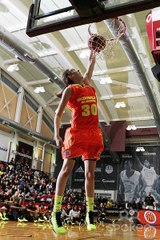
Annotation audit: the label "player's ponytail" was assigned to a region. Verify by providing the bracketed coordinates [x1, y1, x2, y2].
[56, 69, 74, 98]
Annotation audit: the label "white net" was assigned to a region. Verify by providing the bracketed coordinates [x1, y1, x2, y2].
[104, 17, 126, 57]
[88, 17, 126, 57]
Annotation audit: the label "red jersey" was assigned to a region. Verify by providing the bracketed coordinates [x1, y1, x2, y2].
[67, 82, 98, 129]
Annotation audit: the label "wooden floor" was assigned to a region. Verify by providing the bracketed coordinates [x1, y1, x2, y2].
[0, 220, 158, 240]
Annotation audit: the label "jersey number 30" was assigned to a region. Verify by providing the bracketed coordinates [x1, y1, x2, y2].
[81, 104, 97, 116]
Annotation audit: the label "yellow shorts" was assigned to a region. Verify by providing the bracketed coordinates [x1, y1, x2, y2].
[62, 127, 104, 161]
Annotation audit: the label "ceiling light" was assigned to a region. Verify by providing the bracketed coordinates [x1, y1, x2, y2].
[105, 77, 112, 83]
[126, 125, 137, 131]
[34, 88, 40, 93]
[131, 125, 137, 130]
[126, 106, 137, 130]
[136, 147, 140, 152]
[115, 102, 121, 108]
[136, 146, 145, 152]
[34, 86, 45, 93]
[100, 78, 107, 84]
[100, 77, 112, 84]
[126, 125, 132, 130]
[115, 102, 126, 108]
[141, 147, 145, 152]
[121, 102, 126, 108]
[7, 64, 19, 72]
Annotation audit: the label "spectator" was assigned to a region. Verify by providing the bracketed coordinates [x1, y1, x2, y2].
[10, 198, 28, 222]
[69, 205, 81, 225]
[144, 192, 156, 210]
[26, 200, 38, 222]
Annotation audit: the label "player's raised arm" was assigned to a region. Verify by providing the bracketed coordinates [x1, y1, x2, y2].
[83, 26, 106, 84]
[83, 50, 96, 84]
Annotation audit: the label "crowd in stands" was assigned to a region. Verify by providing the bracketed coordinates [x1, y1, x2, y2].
[0, 159, 55, 223]
[0, 159, 143, 225]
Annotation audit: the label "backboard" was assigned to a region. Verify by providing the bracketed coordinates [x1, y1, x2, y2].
[26, 0, 160, 37]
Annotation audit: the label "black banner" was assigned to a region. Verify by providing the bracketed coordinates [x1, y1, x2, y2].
[15, 141, 33, 167]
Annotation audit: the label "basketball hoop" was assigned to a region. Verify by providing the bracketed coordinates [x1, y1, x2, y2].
[88, 17, 126, 56]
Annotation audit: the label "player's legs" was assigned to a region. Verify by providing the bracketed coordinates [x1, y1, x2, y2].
[51, 158, 75, 234]
[55, 158, 75, 196]
[84, 159, 97, 231]
[81, 129, 103, 231]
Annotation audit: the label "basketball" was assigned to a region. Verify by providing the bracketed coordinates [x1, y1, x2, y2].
[88, 34, 106, 53]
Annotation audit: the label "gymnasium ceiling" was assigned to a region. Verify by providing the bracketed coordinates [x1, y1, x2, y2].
[0, 0, 160, 133]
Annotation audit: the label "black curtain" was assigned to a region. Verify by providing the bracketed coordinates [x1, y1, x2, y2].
[15, 141, 33, 167]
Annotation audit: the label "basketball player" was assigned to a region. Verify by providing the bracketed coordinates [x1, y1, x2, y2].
[119, 159, 140, 203]
[137, 158, 157, 198]
[50, 50, 104, 234]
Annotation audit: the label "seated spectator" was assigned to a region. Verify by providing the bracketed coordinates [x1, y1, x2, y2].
[26, 201, 43, 223]
[0, 202, 10, 221]
[79, 203, 86, 224]
[26, 200, 37, 222]
[144, 192, 156, 210]
[69, 205, 81, 225]
[61, 203, 72, 224]
[10, 198, 28, 222]
[36, 203, 48, 222]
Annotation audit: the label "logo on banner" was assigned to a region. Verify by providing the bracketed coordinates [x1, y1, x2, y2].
[105, 165, 113, 174]
[144, 226, 156, 239]
[144, 211, 156, 224]
[146, 13, 152, 23]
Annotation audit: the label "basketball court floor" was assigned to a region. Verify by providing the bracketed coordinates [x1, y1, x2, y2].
[0, 221, 158, 240]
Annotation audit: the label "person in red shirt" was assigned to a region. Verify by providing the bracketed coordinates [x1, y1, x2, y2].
[50, 50, 104, 234]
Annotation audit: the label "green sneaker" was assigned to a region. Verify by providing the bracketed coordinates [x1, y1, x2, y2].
[18, 218, 23, 222]
[43, 216, 48, 222]
[50, 212, 66, 235]
[2, 217, 9, 221]
[86, 211, 96, 231]
[23, 218, 28, 222]
[38, 218, 44, 223]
